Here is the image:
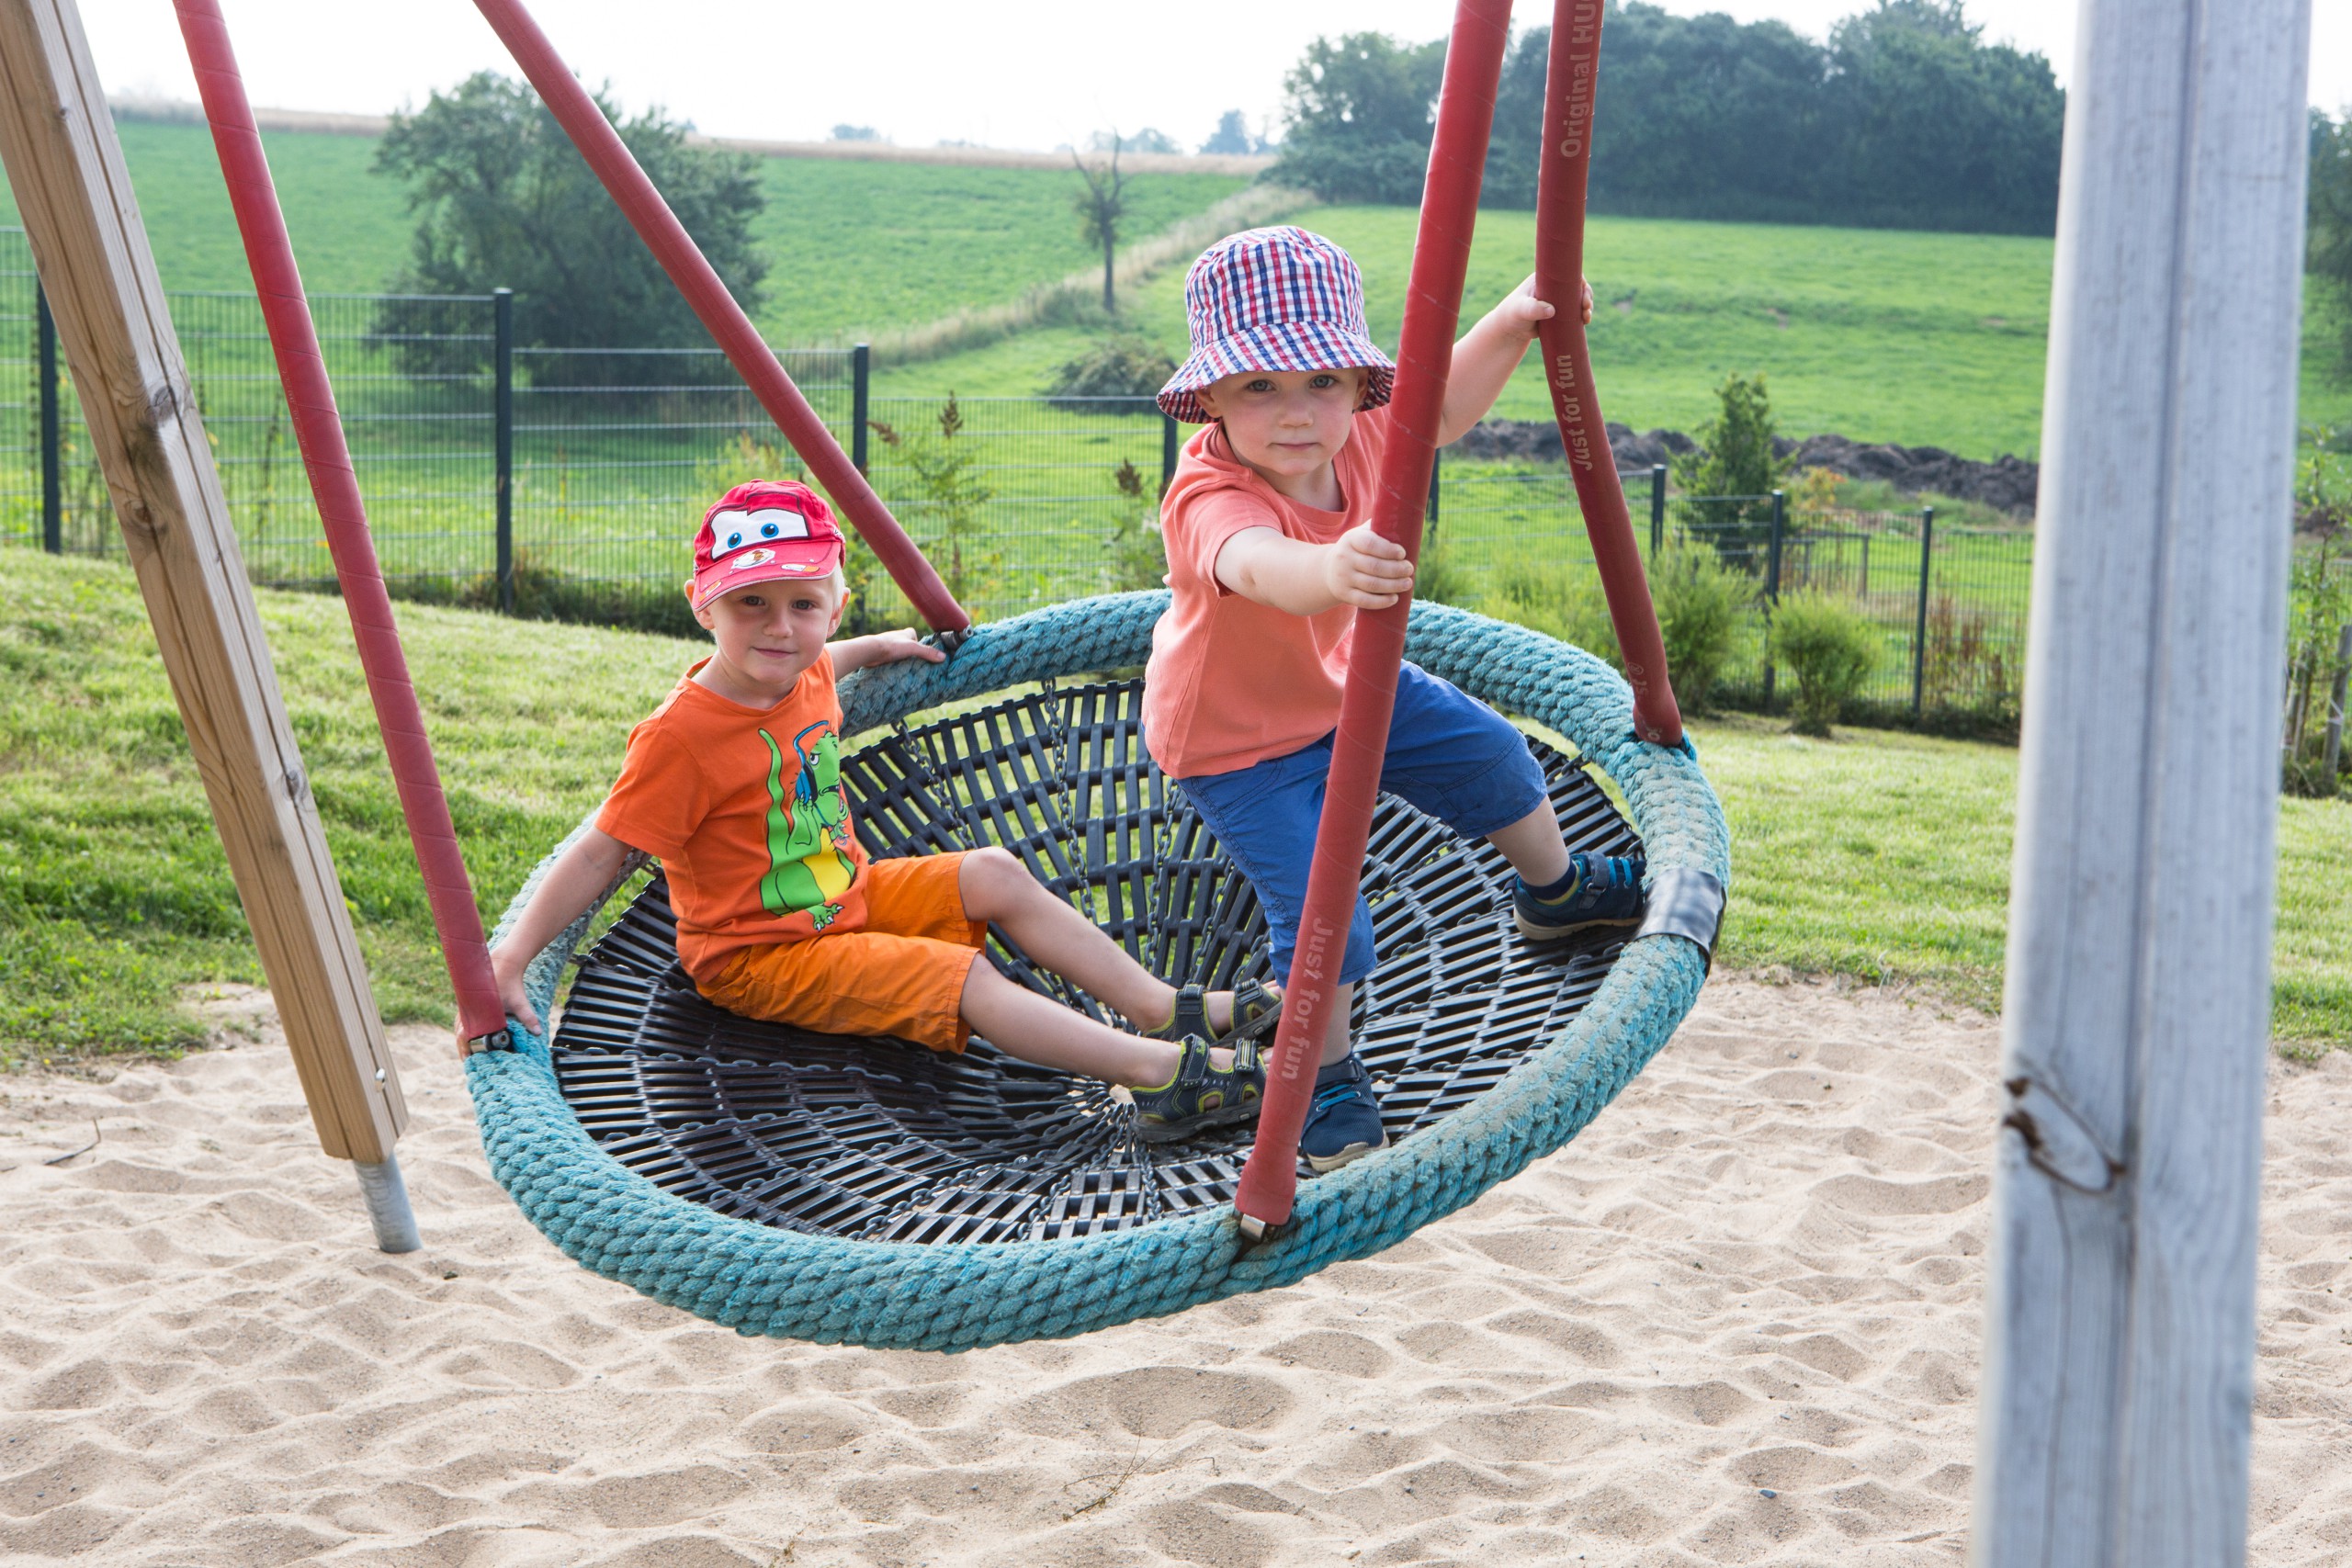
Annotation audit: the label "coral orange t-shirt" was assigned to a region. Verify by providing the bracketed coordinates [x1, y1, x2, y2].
[1142, 406, 1392, 779]
[597, 649, 872, 985]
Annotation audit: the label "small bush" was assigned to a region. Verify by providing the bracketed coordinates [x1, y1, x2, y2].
[1412, 540, 1473, 607]
[1485, 543, 1750, 711]
[1770, 592, 1881, 737]
[1487, 558, 1618, 661]
[1920, 592, 2020, 724]
[1102, 459, 1166, 593]
[1043, 337, 1178, 408]
[1652, 539, 1751, 712]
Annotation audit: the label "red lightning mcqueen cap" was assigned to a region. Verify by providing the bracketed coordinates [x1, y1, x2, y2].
[687, 479, 846, 609]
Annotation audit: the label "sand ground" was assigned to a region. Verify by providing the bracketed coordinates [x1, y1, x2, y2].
[1, 976, 2346, 1567]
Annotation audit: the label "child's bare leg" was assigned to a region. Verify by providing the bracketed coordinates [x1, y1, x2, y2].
[957, 847, 1247, 1032]
[1485, 803, 1571, 886]
[959, 962, 1182, 1086]
[1317, 982, 1354, 1067]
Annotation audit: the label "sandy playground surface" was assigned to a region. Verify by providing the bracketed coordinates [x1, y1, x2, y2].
[1, 976, 2346, 1567]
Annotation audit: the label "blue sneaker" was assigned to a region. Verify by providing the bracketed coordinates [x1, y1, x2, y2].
[1514, 851, 1646, 942]
[1300, 1054, 1388, 1173]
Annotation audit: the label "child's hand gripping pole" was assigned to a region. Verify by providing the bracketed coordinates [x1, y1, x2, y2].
[1534, 0, 1683, 749]
[466, 0, 969, 639]
[1233, 0, 1516, 1239]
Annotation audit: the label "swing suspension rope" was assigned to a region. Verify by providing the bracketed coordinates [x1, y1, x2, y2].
[175, 0, 1691, 1237]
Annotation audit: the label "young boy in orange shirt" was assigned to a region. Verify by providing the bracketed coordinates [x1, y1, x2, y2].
[1148, 227, 1647, 1173]
[474, 481, 1275, 1143]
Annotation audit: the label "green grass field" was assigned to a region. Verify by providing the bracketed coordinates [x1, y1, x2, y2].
[879, 206, 2352, 458]
[10, 121, 2347, 464]
[0, 120, 1248, 344]
[2, 547, 2341, 1066]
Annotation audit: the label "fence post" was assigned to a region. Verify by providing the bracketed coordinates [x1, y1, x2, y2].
[492, 288, 514, 615]
[1650, 463, 1666, 561]
[1912, 504, 1934, 720]
[1160, 409, 1179, 497]
[2324, 621, 2352, 787]
[1426, 446, 1441, 536]
[1761, 489, 1786, 707]
[852, 342, 870, 474]
[37, 282, 61, 553]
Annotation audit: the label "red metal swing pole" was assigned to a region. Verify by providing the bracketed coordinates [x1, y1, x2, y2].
[174, 0, 505, 1043]
[465, 0, 968, 635]
[1233, 0, 1516, 1235]
[1536, 0, 1682, 746]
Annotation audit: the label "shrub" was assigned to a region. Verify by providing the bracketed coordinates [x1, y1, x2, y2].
[1412, 540, 1472, 607]
[1487, 558, 1618, 663]
[1102, 459, 1166, 593]
[1770, 591, 1881, 737]
[2282, 538, 2351, 795]
[1920, 592, 2020, 725]
[1043, 338, 1176, 409]
[1485, 543, 1750, 711]
[1652, 539, 1752, 711]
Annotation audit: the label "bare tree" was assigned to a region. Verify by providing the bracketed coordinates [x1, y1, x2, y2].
[1071, 135, 1130, 313]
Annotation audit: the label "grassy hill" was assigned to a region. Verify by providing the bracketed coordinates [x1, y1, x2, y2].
[878, 207, 2352, 460]
[1, 547, 2342, 1062]
[6, 120, 2346, 459]
[0, 119, 1249, 344]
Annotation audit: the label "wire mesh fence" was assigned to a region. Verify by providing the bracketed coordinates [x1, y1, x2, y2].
[0, 225, 2037, 730]
[1424, 465, 2033, 730]
[0, 240, 45, 552]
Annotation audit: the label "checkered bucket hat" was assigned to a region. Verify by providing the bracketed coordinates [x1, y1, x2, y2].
[1156, 226, 1396, 423]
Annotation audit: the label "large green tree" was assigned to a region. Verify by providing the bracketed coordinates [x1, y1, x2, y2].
[1267, 32, 1447, 204]
[2312, 107, 2352, 383]
[370, 72, 767, 382]
[1274, 1, 2064, 235]
[1822, 1, 2063, 233]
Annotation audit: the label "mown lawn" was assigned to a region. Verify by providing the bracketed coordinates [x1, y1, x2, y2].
[1, 547, 2341, 1065]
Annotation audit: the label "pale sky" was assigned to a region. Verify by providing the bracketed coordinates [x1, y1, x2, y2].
[77, 0, 2348, 152]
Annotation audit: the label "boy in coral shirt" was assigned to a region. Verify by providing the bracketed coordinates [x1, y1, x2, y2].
[1147, 227, 1646, 1172]
[476, 481, 1276, 1143]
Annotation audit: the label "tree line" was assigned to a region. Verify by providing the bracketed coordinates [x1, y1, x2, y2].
[1269, 0, 2064, 236]
[2313, 108, 2352, 389]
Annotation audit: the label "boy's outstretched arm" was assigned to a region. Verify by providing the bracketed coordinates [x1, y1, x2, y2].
[1436, 274, 1594, 446]
[465, 823, 638, 1055]
[830, 626, 949, 675]
[1216, 524, 1415, 617]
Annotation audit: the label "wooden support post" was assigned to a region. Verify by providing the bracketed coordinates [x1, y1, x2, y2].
[1972, 0, 2309, 1561]
[0, 0, 408, 1173]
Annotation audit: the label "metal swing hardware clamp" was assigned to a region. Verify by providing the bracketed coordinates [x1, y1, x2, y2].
[1634, 867, 1726, 969]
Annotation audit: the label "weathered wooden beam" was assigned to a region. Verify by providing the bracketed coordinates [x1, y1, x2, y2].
[1973, 0, 2310, 1562]
[0, 0, 407, 1168]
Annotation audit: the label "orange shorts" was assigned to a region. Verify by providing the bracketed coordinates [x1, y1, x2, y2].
[699, 852, 985, 1053]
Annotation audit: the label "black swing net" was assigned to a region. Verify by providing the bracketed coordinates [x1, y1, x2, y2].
[547, 677, 1642, 1247]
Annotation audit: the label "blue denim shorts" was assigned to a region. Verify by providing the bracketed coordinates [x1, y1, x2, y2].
[1176, 662, 1551, 987]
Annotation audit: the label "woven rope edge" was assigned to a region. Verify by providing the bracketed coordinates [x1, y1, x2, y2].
[464, 591, 1730, 1350]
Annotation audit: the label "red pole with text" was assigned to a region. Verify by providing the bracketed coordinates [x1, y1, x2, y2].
[1231, 0, 1517, 1234]
[1536, 0, 1682, 746]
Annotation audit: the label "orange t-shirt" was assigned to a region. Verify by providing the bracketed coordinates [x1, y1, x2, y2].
[1142, 406, 1392, 778]
[597, 649, 872, 985]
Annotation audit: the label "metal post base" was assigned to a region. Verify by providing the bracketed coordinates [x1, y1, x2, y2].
[354, 1155, 422, 1253]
